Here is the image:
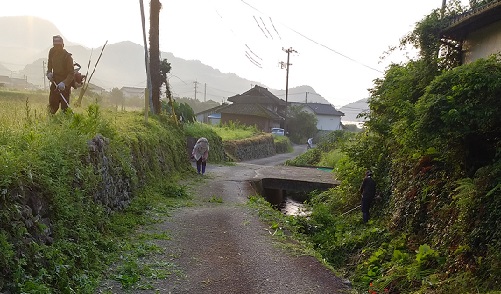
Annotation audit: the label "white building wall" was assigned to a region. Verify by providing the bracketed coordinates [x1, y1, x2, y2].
[463, 20, 501, 64]
[316, 115, 342, 131]
[302, 108, 342, 131]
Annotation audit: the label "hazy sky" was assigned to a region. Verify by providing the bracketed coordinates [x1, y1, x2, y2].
[2, 0, 469, 107]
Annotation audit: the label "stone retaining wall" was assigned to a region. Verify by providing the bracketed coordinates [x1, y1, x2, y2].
[223, 134, 276, 161]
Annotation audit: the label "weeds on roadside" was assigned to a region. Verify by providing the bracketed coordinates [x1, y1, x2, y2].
[104, 181, 190, 291]
[208, 195, 223, 203]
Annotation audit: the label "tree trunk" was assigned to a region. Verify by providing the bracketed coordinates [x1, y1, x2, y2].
[149, 0, 161, 114]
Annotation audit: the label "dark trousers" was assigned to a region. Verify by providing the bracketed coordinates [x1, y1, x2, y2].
[49, 86, 71, 114]
[361, 196, 373, 223]
[196, 158, 206, 174]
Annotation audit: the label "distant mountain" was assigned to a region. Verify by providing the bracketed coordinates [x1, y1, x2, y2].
[339, 98, 369, 122]
[0, 16, 330, 104]
[0, 63, 11, 76]
[0, 16, 65, 70]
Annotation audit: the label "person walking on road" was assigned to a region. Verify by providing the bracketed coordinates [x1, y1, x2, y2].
[360, 170, 376, 223]
[307, 137, 313, 149]
[192, 137, 209, 175]
[46, 35, 74, 114]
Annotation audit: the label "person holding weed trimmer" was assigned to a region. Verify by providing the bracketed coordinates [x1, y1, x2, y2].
[46, 35, 74, 114]
[360, 170, 376, 223]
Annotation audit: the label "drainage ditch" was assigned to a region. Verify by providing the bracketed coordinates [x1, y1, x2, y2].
[251, 177, 336, 216]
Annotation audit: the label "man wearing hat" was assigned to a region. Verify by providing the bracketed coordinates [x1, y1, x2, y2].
[359, 170, 376, 223]
[46, 35, 74, 114]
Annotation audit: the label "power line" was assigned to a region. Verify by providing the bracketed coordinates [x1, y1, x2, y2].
[239, 0, 383, 74]
[252, 15, 269, 39]
[259, 16, 273, 40]
[215, 7, 266, 68]
[269, 17, 282, 40]
[205, 85, 239, 95]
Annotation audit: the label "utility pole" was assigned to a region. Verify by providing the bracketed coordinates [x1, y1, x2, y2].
[281, 47, 297, 134]
[204, 83, 207, 102]
[306, 92, 308, 103]
[42, 61, 46, 90]
[194, 80, 199, 100]
[441, 0, 447, 18]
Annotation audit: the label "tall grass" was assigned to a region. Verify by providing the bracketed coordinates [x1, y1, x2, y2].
[0, 90, 49, 128]
[0, 90, 194, 293]
[212, 121, 261, 140]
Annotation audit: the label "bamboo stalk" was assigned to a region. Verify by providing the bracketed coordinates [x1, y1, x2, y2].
[75, 41, 108, 107]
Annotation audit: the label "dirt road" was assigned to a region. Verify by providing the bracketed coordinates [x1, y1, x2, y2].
[100, 145, 350, 293]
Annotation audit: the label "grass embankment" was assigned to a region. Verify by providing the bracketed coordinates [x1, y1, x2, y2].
[0, 89, 291, 292]
[260, 56, 501, 293]
[0, 90, 206, 293]
[286, 131, 353, 168]
[186, 121, 293, 157]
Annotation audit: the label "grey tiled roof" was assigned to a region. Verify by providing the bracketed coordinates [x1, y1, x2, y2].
[220, 103, 283, 120]
[304, 103, 344, 116]
[228, 85, 285, 106]
[195, 104, 229, 116]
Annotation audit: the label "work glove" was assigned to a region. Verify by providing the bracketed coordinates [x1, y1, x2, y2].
[46, 72, 54, 81]
[57, 82, 65, 91]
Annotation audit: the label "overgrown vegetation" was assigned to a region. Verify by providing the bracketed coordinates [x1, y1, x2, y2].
[182, 122, 226, 163]
[260, 3, 501, 293]
[0, 95, 195, 293]
[285, 130, 354, 167]
[286, 105, 318, 144]
[210, 120, 262, 141]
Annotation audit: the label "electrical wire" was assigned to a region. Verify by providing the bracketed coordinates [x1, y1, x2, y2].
[239, 0, 383, 74]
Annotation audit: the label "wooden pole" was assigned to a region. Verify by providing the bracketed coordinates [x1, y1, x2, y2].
[144, 87, 149, 122]
[139, 0, 153, 113]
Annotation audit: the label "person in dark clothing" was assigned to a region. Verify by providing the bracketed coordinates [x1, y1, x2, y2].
[360, 170, 376, 223]
[46, 35, 74, 114]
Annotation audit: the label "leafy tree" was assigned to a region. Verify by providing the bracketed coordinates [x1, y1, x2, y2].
[161, 100, 195, 123]
[286, 105, 317, 143]
[414, 55, 501, 175]
[469, 0, 498, 8]
[109, 87, 124, 110]
[174, 97, 220, 114]
[299, 3, 501, 292]
[159, 58, 172, 98]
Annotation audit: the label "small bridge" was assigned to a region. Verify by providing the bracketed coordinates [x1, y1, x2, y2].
[246, 165, 340, 206]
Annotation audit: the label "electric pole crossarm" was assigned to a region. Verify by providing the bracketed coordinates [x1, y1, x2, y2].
[281, 47, 298, 134]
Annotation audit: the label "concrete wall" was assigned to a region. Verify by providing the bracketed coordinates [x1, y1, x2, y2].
[463, 20, 501, 64]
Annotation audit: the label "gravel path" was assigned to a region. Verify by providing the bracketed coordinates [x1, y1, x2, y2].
[99, 146, 350, 293]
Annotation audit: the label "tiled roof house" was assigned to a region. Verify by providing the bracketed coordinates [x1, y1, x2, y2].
[220, 85, 286, 131]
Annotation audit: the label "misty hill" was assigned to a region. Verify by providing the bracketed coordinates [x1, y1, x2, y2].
[339, 98, 369, 122]
[0, 16, 330, 104]
[0, 16, 65, 70]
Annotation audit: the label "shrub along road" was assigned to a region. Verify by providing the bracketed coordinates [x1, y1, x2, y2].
[99, 144, 349, 293]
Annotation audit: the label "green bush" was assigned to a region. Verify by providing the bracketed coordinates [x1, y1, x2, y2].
[183, 123, 226, 163]
[273, 135, 293, 154]
[0, 105, 192, 293]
